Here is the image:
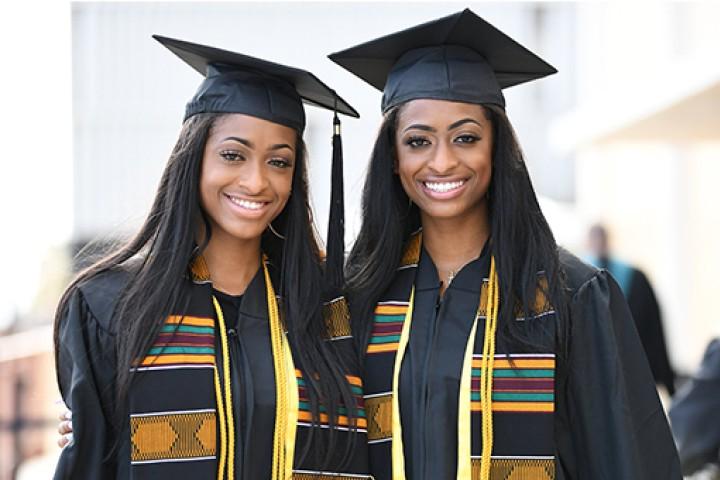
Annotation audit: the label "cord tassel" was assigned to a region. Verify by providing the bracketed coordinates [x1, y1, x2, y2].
[326, 110, 345, 289]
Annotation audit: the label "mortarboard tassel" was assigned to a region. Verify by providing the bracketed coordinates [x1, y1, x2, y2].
[326, 108, 346, 289]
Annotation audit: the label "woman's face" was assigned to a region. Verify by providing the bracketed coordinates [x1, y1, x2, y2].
[395, 99, 493, 223]
[200, 113, 296, 244]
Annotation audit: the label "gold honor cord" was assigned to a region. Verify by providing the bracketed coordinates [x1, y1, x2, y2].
[457, 316, 480, 478]
[210, 258, 296, 480]
[391, 288, 415, 479]
[391, 257, 499, 480]
[479, 258, 499, 479]
[212, 295, 235, 480]
[263, 259, 297, 480]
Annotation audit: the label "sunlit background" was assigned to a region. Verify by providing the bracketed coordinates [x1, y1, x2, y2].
[2, 1, 719, 478]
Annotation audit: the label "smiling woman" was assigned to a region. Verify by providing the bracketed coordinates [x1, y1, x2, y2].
[199, 115, 296, 277]
[337, 8, 682, 480]
[52, 36, 369, 480]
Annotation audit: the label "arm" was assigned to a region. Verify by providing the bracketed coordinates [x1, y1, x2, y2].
[54, 289, 117, 480]
[561, 271, 681, 479]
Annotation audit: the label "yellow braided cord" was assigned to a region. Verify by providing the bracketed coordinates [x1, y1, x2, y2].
[263, 260, 290, 480]
[212, 296, 232, 480]
[457, 315, 479, 479]
[212, 364, 227, 480]
[479, 258, 499, 479]
[391, 288, 415, 480]
[283, 329, 299, 479]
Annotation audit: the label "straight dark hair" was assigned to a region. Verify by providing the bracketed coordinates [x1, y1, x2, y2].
[53, 112, 358, 468]
[346, 103, 568, 359]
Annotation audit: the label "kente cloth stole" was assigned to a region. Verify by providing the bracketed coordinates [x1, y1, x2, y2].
[364, 232, 557, 480]
[127, 256, 370, 480]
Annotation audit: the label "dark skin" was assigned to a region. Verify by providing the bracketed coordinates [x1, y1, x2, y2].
[57, 114, 297, 445]
[395, 99, 493, 293]
[199, 113, 296, 295]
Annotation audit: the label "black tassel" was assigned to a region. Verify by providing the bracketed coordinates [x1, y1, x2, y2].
[326, 111, 345, 289]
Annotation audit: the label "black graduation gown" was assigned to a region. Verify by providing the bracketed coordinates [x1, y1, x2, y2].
[54, 268, 276, 479]
[54, 265, 369, 479]
[384, 246, 680, 479]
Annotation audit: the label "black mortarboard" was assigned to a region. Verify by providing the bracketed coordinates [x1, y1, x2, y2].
[154, 34, 359, 130]
[155, 35, 356, 287]
[329, 8, 557, 112]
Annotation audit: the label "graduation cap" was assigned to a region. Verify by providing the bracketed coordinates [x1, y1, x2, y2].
[328, 8, 557, 111]
[155, 35, 356, 287]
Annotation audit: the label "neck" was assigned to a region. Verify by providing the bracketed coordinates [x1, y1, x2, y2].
[202, 230, 262, 296]
[421, 203, 490, 287]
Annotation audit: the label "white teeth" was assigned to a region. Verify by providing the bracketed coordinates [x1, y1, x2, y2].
[424, 180, 465, 193]
[228, 196, 264, 210]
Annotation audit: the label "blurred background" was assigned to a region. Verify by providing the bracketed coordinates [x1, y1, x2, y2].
[1, 1, 719, 478]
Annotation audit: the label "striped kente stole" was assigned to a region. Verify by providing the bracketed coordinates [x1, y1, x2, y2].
[364, 232, 558, 480]
[127, 258, 370, 480]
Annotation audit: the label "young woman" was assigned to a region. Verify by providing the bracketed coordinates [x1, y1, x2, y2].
[53, 36, 369, 480]
[331, 9, 681, 480]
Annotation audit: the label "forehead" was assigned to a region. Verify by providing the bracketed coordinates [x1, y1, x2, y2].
[397, 99, 488, 126]
[210, 113, 296, 141]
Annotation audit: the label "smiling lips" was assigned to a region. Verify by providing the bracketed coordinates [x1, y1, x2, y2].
[224, 193, 269, 213]
[421, 179, 467, 198]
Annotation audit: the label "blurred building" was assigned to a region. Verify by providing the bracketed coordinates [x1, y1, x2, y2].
[550, 1, 720, 373]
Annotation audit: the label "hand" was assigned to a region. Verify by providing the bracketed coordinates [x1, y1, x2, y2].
[57, 409, 73, 448]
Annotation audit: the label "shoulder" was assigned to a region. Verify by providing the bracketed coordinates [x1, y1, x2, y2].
[558, 247, 603, 298]
[73, 266, 134, 333]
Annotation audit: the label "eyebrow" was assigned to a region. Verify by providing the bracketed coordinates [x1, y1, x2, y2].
[221, 137, 294, 152]
[448, 118, 484, 131]
[401, 117, 484, 134]
[402, 124, 436, 134]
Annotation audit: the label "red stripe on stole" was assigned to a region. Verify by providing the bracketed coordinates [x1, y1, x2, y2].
[154, 334, 214, 347]
[471, 378, 554, 391]
[371, 323, 403, 333]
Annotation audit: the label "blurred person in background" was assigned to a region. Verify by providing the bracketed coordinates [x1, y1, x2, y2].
[53, 36, 369, 479]
[669, 338, 720, 479]
[586, 223, 676, 395]
[335, 9, 681, 480]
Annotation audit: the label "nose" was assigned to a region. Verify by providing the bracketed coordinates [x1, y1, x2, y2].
[239, 159, 269, 195]
[427, 140, 459, 174]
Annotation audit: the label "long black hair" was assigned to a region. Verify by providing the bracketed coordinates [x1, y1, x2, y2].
[54, 112, 358, 468]
[346, 103, 567, 357]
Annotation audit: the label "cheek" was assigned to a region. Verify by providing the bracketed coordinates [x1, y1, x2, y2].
[395, 150, 419, 187]
[273, 171, 294, 207]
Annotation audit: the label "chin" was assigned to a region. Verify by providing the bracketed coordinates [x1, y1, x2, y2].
[419, 199, 487, 222]
[216, 220, 268, 243]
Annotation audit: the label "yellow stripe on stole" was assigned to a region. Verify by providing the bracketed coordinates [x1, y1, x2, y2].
[140, 354, 215, 366]
[374, 305, 408, 315]
[471, 359, 556, 369]
[164, 315, 215, 327]
[366, 343, 400, 354]
[471, 402, 555, 413]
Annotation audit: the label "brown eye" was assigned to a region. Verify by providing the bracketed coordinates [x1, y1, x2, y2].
[268, 158, 292, 169]
[220, 150, 245, 162]
[455, 134, 479, 144]
[405, 136, 430, 148]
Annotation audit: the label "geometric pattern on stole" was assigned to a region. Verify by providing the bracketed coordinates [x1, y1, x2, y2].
[471, 457, 555, 480]
[365, 393, 392, 442]
[130, 410, 216, 463]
